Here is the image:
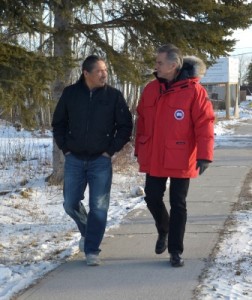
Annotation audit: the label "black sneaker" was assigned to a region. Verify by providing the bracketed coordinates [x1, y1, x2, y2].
[155, 233, 168, 254]
[170, 252, 184, 267]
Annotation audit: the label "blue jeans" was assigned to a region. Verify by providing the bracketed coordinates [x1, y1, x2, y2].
[63, 154, 112, 255]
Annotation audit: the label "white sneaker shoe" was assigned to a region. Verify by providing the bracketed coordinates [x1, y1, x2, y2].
[79, 236, 85, 252]
[86, 254, 101, 266]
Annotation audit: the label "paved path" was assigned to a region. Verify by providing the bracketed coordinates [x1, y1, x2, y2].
[18, 120, 252, 300]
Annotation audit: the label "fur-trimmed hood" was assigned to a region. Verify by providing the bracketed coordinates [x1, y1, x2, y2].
[178, 56, 206, 80]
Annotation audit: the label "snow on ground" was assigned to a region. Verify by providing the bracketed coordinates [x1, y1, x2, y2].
[0, 101, 252, 300]
[196, 209, 252, 299]
[195, 101, 252, 300]
[0, 123, 146, 300]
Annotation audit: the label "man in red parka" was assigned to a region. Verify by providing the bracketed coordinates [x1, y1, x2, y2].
[135, 44, 215, 267]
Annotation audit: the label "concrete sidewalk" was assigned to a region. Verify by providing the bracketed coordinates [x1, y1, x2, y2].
[18, 121, 252, 300]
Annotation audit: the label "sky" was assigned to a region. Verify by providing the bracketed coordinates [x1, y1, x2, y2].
[230, 25, 252, 57]
[0, 100, 252, 300]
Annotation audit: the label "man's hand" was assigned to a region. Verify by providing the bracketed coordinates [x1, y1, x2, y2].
[196, 160, 210, 175]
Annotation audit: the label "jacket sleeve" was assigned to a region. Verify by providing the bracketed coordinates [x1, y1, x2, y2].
[106, 92, 133, 156]
[51, 88, 70, 154]
[191, 85, 215, 161]
[134, 93, 145, 157]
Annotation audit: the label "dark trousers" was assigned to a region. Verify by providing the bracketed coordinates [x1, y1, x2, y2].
[144, 174, 190, 254]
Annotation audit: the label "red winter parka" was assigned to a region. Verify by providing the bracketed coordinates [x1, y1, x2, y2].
[135, 56, 215, 178]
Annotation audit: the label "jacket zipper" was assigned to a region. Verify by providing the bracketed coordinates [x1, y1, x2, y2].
[85, 90, 93, 147]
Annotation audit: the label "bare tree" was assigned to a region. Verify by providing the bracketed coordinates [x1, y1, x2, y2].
[237, 54, 252, 85]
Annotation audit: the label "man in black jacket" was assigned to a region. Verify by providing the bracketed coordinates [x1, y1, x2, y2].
[52, 55, 133, 266]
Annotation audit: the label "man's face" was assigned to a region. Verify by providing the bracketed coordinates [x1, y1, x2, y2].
[84, 60, 108, 89]
[155, 52, 178, 81]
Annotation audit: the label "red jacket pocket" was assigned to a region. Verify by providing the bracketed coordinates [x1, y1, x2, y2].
[164, 140, 189, 170]
[137, 135, 152, 165]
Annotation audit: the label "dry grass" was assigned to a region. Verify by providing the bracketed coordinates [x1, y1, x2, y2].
[113, 142, 138, 174]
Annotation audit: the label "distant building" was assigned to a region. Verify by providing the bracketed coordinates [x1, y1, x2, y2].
[200, 57, 239, 111]
[201, 57, 239, 84]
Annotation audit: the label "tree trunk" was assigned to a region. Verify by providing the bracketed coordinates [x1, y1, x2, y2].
[47, 139, 65, 185]
[48, 0, 73, 185]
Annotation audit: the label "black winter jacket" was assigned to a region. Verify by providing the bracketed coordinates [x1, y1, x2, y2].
[52, 78, 133, 158]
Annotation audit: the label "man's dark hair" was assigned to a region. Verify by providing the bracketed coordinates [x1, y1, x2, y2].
[82, 55, 105, 72]
[157, 44, 183, 70]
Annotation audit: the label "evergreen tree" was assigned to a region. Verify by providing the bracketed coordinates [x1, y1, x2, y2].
[0, 43, 58, 126]
[246, 62, 252, 86]
[1, 1, 252, 85]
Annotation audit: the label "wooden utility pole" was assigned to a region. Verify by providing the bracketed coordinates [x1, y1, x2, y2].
[233, 83, 239, 118]
[225, 83, 230, 119]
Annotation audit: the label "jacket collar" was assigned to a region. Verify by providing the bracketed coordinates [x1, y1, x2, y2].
[76, 74, 107, 92]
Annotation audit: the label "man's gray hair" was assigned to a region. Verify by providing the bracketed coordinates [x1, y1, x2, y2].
[157, 44, 183, 70]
